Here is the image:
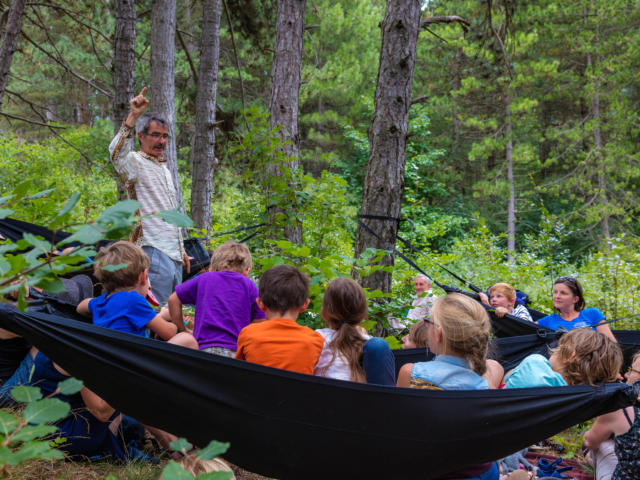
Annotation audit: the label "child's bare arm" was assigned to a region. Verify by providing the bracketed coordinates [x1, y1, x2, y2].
[483, 359, 504, 389]
[147, 314, 178, 341]
[167, 292, 185, 332]
[76, 298, 92, 317]
[584, 410, 621, 450]
[396, 363, 414, 388]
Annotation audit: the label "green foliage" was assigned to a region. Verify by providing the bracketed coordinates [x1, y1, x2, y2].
[0, 183, 190, 309]
[161, 438, 232, 480]
[0, 121, 117, 226]
[0, 381, 79, 473]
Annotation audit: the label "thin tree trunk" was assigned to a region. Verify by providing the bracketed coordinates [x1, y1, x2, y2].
[0, 0, 26, 108]
[506, 94, 515, 260]
[451, 46, 462, 157]
[584, 5, 609, 239]
[191, 0, 221, 233]
[112, 0, 136, 132]
[150, 0, 184, 208]
[354, 0, 422, 295]
[267, 0, 306, 244]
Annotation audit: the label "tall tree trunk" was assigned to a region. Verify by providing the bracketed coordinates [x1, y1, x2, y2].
[150, 0, 184, 208]
[451, 47, 462, 154]
[267, 0, 306, 244]
[112, 0, 136, 132]
[354, 0, 422, 295]
[584, 5, 609, 239]
[191, 0, 221, 233]
[506, 94, 515, 260]
[0, 0, 26, 108]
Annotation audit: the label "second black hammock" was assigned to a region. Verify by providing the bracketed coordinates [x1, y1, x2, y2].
[0, 305, 638, 480]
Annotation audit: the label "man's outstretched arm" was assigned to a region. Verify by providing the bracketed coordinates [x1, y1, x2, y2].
[109, 87, 150, 181]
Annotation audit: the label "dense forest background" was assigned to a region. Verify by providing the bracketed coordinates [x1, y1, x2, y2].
[1, 0, 640, 330]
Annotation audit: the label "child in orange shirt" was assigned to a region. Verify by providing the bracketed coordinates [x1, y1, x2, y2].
[235, 265, 324, 374]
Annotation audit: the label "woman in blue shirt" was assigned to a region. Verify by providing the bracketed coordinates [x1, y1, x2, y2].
[538, 276, 616, 342]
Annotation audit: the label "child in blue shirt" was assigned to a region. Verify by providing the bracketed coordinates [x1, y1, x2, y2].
[503, 328, 621, 389]
[77, 241, 197, 349]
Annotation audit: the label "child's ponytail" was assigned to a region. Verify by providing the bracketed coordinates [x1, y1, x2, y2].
[321, 278, 369, 382]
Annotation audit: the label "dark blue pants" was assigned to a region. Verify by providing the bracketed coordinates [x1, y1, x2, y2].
[363, 337, 396, 386]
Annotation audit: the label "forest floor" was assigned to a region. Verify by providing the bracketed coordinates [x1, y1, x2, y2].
[4, 458, 271, 479]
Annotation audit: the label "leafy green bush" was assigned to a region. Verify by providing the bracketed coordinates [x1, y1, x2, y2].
[0, 378, 83, 475]
[0, 121, 117, 225]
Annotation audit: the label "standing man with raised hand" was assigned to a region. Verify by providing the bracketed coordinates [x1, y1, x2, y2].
[109, 87, 190, 305]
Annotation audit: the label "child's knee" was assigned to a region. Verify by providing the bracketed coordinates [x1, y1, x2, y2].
[169, 332, 198, 350]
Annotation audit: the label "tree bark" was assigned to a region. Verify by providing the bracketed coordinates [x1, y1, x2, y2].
[506, 94, 515, 260]
[354, 0, 422, 294]
[190, 0, 221, 233]
[150, 0, 184, 208]
[112, 0, 136, 132]
[584, 5, 609, 239]
[0, 0, 26, 109]
[267, 0, 306, 244]
[451, 46, 462, 162]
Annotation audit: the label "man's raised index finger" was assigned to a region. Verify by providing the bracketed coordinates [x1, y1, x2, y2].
[139, 86, 147, 97]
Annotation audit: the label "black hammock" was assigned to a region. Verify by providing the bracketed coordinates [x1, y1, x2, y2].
[395, 329, 640, 377]
[0, 306, 638, 480]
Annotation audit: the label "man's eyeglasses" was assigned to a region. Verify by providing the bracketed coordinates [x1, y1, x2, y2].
[627, 366, 640, 375]
[145, 132, 170, 140]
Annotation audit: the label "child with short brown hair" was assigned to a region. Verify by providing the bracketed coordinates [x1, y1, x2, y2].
[235, 265, 324, 374]
[401, 320, 429, 349]
[168, 241, 265, 357]
[77, 241, 196, 347]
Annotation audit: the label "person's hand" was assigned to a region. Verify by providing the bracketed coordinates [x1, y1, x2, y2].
[495, 306, 508, 318]
[128, 87, 149, 123]
[478, 292, 490, 306]
[183, 252, 191, 274]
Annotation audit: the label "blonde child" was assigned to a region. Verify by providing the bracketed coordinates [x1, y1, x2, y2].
[168, 241, 265, 357]
[397, 293, 502, 480]
[478, 283, 533, 322]
[583, 351, 640, 480]
[503, 328, 622, 389]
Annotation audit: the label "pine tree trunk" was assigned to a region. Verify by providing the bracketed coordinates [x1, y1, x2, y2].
[191, 0, 221, 233]
[354, 0, 422, 294]
[0, 0, 26, 108]
[584, 6, 609, 239]
[112, 0, 136, 132]
[268, 0, 306, 244]
[506, 94, 515, 260]
[150, 0, 184, 208]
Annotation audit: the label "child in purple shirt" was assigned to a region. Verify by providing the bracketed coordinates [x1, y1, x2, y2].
[168, 241, 265, 357]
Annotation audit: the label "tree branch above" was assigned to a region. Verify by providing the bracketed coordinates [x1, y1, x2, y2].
[420, 15, 470, 33]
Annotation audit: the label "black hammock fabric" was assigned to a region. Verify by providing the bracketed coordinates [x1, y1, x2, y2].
[489, 311, 554, 337]
[0, 217, 73, 244]
[0, 306, 637, 479]
[393, 333, 556, 377]
[394, 330, 640, 377]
